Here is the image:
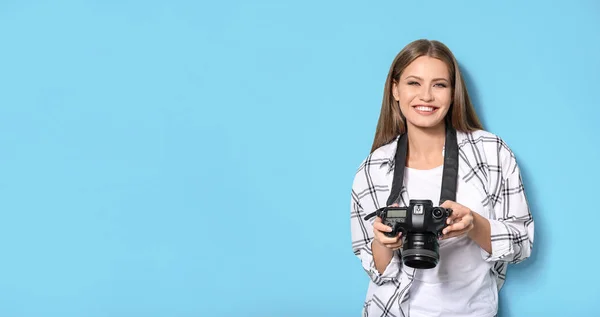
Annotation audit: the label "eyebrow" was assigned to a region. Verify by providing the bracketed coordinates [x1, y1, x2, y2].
[405, 75, 449, 82]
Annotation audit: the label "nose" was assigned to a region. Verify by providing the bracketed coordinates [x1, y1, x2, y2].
[419, 86, 434, 102]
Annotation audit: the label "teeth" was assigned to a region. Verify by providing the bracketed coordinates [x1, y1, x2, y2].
[415, 106, 435, 112]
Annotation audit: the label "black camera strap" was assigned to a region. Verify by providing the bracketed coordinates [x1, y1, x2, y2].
[385, 125, 459, 207]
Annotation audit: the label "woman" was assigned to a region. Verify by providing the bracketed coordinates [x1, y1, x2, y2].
[350, 39, 534, 317]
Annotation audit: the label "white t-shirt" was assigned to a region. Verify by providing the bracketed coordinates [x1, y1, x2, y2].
[404, 165, 498, 317]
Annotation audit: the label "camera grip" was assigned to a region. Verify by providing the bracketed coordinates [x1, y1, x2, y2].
[382, 220, 396, 237]
[383, 223, 405, 238]
[383, 231, 397, 238]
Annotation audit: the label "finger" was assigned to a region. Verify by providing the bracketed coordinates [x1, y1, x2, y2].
[441, 201, 462, 221]
[447, 215, 465, 225]
[444, 223, 473, 238]
[373, 222, 392, 233]
[442, 227, 468, 239]
[447, 208, 469, 223]
[442, 231, 465, 239]
[384, 238, 403, 249]
[441, 200, 461, 217]
[448, 205, 465, 217]
[443, 218, 473, 234]
[440, 200, 455, 209]
[448, 212, 473, 225]
[442, 223, 474, 239]
[384, 240, 403, 247]
[375, 231, 401, 245]
[387, 243, 403, 251]
[447, 216, 460, 225]
[379, 237, 401, 246]
[443, 221, 468, 235]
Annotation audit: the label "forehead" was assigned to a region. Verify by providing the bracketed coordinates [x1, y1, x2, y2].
[403, 56, 449, 79]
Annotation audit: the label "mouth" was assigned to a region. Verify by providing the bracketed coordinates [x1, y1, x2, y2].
[412, 104, 439, 115]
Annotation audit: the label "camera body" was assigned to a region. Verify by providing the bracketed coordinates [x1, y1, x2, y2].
[374, 199, 452, 269]
[380, 199, 451, 239]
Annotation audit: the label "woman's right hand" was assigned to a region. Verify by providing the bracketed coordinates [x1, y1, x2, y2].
[372, 216, 403, 251]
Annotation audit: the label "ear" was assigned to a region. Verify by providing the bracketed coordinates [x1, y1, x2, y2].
[391, 81, 400, 101]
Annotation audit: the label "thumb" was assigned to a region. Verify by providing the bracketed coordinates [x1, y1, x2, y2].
[440, 200, 454, 209]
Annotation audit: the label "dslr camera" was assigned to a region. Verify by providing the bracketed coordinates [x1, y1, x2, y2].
[364, 199, 452, 269]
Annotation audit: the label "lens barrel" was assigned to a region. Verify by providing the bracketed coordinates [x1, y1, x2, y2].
[402, 233, 440, 269]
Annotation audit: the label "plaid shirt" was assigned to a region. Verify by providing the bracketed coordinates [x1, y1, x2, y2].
[350, 129, 534, 317]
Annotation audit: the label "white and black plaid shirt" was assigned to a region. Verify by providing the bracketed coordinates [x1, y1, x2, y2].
[350, 129, 534, 317]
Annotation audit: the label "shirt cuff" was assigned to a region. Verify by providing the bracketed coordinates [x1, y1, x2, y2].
[360, 242, 401, 285]
[480, 219, 514, 262]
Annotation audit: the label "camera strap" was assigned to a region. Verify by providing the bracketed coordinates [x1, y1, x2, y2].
[385, 125, 459, 207]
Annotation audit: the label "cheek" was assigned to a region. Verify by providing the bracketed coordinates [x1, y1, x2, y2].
[398, 88, 418, 107]
[398, 96, 414, 115]
[435, 89, 452, 107]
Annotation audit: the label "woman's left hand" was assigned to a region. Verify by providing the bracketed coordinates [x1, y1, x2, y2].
[439, 200, 474, 239]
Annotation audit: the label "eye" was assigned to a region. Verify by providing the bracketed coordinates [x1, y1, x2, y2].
[434, 83, 447, 88]
[407, 81, 420, 86]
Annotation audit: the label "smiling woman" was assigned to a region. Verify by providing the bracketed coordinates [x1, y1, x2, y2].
[350, 39, 535, 317]
[394, 57, 451, 128]
[370, 40, 482, 156]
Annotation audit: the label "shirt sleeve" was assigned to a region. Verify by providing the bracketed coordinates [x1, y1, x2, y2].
[350, 180, 400, 285]
[481, 150, 535, 264]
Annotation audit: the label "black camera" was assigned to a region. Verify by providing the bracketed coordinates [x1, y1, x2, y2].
[364, 199, 452, 269]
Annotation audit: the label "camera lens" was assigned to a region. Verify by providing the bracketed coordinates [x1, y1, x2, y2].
[402, 233, 440, 269]
[432, 207, 443, 219]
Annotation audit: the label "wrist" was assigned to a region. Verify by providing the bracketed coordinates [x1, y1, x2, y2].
[466, 210, 492, 254]
[372, 239, 394, 254]
[467, 211, 479, 239]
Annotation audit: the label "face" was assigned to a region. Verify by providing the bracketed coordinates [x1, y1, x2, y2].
[392, 56, 452, 131]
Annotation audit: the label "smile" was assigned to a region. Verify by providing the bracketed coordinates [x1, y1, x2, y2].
[412, 105, 439, 115]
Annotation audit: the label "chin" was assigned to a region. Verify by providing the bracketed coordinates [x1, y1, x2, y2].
[406, 117, 445, 130]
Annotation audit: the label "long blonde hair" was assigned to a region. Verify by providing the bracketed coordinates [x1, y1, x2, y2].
[370, 39, 483, 153]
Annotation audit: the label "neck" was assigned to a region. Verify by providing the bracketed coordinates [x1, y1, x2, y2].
[405, 122, 446, 168]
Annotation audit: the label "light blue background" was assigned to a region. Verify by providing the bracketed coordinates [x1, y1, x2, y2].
[0, 1, 598, 316]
